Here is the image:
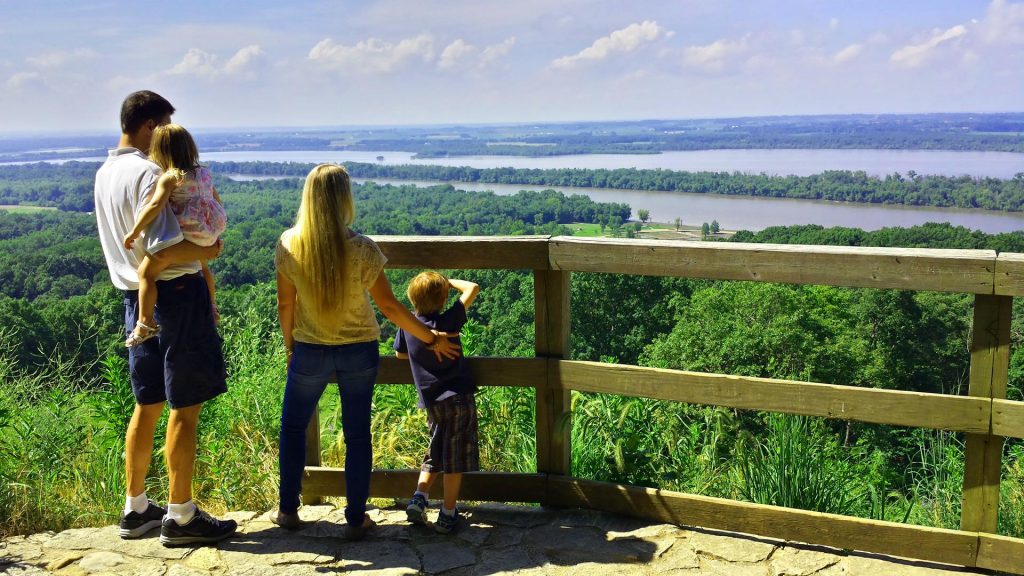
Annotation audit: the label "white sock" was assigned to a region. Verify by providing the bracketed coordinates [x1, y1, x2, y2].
[414, 491, 428, 500]
[441, 505, 456, 517]
[166, 500, 197, 525]
[124, 492, 149, 515]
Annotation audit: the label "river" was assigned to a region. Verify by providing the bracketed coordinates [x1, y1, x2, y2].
[213, 147, 1024, 232]
[11, 148, 1024, 233]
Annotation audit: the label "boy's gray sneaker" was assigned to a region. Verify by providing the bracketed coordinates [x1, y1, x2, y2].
[435, 508, 460, 534]
[406, 493, 428, 525]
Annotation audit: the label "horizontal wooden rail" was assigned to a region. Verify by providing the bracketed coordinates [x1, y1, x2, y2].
[549, 236, 997, 294]
[377, 356, 544, 388]
[374, 357, 1024, 436]
[372, 235, 550, 270]
[547, 476, 981, 569]
[303, 468, 546, 502]
[996, 253, 1024, 296]
[554, 360, 992, 433]
[302, 466, 1024, 573]
[978, 533, 1024, 573]
[993, 399, 1024, 439]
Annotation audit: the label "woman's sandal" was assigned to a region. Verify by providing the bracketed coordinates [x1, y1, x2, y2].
[125, 321, 161, 348]
[343, 514, 377, 541]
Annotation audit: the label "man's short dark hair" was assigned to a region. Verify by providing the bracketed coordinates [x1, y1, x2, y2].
[120, 91, 175, 134]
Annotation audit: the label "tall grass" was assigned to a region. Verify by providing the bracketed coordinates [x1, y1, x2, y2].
[737, 414, 859, 514]
[3, 308, 1024, 541]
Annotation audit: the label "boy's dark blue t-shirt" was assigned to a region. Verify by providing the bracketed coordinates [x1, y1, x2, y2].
[394, 300, 476, 408]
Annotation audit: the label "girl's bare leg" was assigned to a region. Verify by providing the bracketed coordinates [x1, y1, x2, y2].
[134, 254, 170, 334]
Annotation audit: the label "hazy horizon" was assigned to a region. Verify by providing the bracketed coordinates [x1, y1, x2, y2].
[2, 1, 1022, 132]
[3, 110, 1024, 140]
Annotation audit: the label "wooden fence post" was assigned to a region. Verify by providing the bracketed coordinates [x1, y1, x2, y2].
[535, 269, 572, 484]
[304, 410, 323, 505]
[961, 294, 1012, 533]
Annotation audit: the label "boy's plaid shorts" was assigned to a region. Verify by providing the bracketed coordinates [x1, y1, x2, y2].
[422, 393, 480, 474]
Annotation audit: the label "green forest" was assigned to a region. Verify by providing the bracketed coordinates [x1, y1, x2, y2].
[1, 163, 1023, 544]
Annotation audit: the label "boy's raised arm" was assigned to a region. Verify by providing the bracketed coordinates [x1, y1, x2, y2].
[449, 279, 480, 310]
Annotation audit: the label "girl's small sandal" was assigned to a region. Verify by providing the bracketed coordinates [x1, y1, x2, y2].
[125, 321, 161, 348]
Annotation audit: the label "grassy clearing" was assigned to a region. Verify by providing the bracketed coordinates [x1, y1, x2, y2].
[0, 204, 58, 213]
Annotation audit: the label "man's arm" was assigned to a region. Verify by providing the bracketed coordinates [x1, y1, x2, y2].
[448, 279, 480, 310]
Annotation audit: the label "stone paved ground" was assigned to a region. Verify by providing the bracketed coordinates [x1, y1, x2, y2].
[0, 504, 1005, 575]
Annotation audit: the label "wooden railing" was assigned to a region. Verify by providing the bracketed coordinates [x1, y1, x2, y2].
[302, 235, 1024, 574]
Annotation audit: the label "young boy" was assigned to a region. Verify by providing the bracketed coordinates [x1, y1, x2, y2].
[394, 271, 480, 534]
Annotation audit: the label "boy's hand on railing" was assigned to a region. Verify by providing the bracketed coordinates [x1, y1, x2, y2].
[427, 330, 461, 361]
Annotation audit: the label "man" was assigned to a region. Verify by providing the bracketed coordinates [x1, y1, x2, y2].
[94, 90, 236, 547]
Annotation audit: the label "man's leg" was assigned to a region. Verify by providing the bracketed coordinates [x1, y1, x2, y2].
[166, 403, 202, 505]
[119, 400, 169, 539]
[126, 402, 165, 497]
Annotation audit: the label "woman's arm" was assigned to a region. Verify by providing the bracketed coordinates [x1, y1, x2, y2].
[124, 173, 177, 250]
[277, 270, 297, 362]
[368, 271, 460, 360]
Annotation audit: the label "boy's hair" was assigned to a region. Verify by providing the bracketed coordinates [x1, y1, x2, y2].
[407, 271, 450, 315]
[149, 124, 200, 174]
[120, 91, 175, 135]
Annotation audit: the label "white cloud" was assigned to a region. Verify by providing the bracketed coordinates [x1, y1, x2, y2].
[170, 49, 219, 77]
[224, 45, 265, 75]
[890, 25, 967, 68]
[26, 48, 98, 68]
[829, 18, 840, 31]
[437, 37, 517, 71]
[439, 39, 475, 70]
[980, 0, 1024, 44]
[6, 71, 42, 90]
[550, 20, 669, 69]
[683, 36, 750, 74]
[480, 37, 516, 67]
[832, 43, 864, 64]
[308, 34, 435, 73]
[168, 45, 265, 78]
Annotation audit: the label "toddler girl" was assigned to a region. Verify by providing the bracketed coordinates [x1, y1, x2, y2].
[123, 123, 226, 346]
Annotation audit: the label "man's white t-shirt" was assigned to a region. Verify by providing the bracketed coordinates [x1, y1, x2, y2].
[94, 147, 200, 290]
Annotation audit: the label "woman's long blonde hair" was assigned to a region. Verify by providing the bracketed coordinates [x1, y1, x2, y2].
[289, 164, 355, 320]
[149, 123, 201, 180]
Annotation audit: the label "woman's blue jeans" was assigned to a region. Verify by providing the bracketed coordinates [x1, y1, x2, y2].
[279, 340, 378, 526]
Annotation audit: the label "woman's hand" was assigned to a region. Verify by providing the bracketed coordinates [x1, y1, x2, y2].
[427, 330, 461, 361]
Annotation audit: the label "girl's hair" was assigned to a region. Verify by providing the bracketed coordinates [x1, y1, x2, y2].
[288, 164, 356, 320]
[149, 123, 200, 179]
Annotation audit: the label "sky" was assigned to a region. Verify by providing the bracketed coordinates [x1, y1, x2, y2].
[0, 0, 1022, 133]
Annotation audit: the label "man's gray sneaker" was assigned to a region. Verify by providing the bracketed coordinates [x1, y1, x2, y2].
[119, 501, 166, 539]
[159, 508, 237, 547]
[406, 493, 428, 525]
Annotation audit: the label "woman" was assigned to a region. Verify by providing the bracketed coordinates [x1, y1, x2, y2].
[274, 164, 458, 539]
